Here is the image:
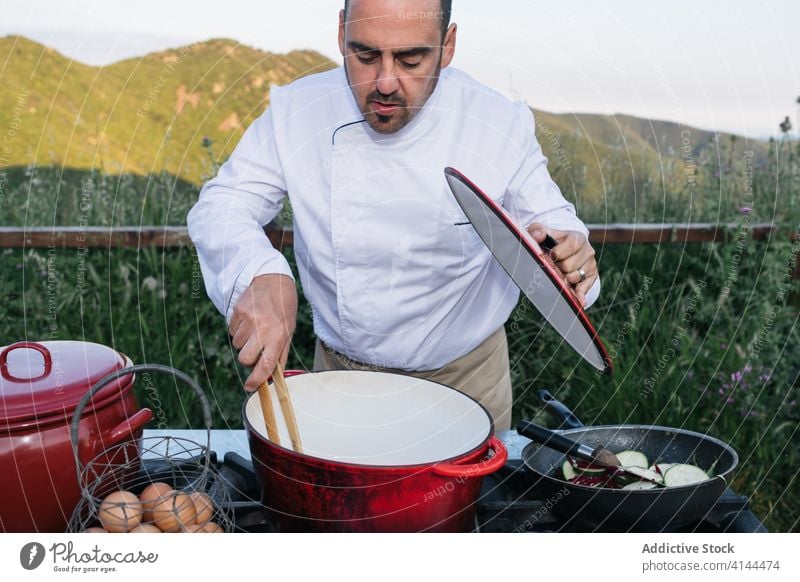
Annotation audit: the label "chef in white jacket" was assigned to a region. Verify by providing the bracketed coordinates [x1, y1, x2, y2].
[187, 0, 599, 430]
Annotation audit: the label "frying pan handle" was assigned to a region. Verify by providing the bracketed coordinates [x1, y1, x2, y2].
[516, 421, 595, 462]
[537, 390, 584, 429]
[431, 436, 508, 479]
[540, 234, 559, 252]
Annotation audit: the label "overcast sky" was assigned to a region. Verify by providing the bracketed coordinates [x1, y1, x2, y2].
[2, 0, 799, 138]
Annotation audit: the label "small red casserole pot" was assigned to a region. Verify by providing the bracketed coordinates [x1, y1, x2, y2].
[244, 370, 507, 532]
[0, 341, 152, 532]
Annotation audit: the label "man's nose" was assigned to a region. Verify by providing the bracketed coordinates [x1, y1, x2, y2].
[375, 59, 400, 96]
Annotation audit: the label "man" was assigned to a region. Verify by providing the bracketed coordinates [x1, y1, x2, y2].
[188, 0, 599, 431]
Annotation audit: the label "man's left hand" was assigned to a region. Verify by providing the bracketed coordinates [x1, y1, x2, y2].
[527, 222, 597, 307]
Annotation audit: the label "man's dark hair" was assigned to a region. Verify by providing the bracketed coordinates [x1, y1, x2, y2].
[343, 1, 453, 39]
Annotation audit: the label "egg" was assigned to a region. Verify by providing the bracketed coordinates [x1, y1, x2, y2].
[83, 527, 107, 533]
[139, 482, 175, 523]
[190, 492, 214, 525]
[98, 491, 143, 533]
[151, 492, 197, 532]
[183, 524, 207, 533]
[202, 521, 223, 533]
[129, 524, 162, 533]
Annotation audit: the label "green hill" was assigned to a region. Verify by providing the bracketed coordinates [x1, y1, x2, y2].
[531, 109, 769, 205]
[0, 35, 336, 183]
[0, 34, 769, 196]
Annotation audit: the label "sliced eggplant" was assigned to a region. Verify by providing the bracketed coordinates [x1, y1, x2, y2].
[562, 459, 577, 481]
[574, 460, 608, 475]
[663, 464, 709, 487]
[616, 450, 648, 469]
[624, 466, 663, 483]
[649, 462, 677, 475]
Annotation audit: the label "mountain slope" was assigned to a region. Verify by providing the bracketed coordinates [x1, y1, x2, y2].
[531, 109, 769, 201]
[0, 35, 336, 183]
[0, 35, 769, 193]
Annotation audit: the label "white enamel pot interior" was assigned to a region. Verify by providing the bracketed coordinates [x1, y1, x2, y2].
[244, 370, 493, 466]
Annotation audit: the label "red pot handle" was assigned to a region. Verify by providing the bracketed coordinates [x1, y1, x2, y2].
[268, 369, 306, 382]
[283, 369, 306, 377]
[105, 408, 154, 447]
[431, 436, 508, 479]
[0, 341, 52, 382]
[78, 408, 154, 464]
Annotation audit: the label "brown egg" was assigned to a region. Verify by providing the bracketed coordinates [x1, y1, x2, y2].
[128, 524, 162, 533]
[183, 523, 207, 533]
[139, 482, 174, 523]
[98, 491, 143, 533]
[202, 521, 223, 533]
[190, 492, 214, 525]
[83, 527, 107, 533]
[151, 492, 197, 532]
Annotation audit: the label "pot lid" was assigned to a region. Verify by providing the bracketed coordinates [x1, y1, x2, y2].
[0, 340, 133, 423]
[444, 167, 613, 374]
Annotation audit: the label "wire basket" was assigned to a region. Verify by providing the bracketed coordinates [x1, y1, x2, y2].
[67, 364, 235, 533]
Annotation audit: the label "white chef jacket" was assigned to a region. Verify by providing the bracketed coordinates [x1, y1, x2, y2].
[188, 66, 599, 372]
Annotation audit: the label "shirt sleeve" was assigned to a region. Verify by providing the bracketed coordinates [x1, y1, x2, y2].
[187, 105, 294, 323]
[503, 104, 601, 308]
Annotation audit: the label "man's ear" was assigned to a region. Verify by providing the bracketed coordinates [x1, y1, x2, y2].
[441, 23, 457, 69]
[338, 9, 346, 57]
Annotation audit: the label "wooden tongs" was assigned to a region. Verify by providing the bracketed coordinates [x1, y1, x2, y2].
[257, 361, 303, 453]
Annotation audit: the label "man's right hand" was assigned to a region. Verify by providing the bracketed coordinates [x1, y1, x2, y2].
[229, 274, 298, 392]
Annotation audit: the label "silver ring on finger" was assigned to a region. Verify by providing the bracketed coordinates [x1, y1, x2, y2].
[577, 266, 587, 282]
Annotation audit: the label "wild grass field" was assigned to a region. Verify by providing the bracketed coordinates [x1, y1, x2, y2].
[1, 123, 798, 531]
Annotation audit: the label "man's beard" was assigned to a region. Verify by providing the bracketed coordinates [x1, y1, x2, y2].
[364, 90, 410, 134]
[344, 60, 441, 135]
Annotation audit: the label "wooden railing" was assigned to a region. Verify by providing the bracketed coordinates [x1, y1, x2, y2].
[2, 222, 796, 278]
[0, 222, 783, 249]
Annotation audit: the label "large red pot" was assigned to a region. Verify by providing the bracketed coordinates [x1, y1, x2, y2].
[0, 341, 152, 532]
[244, 370, 507, 532]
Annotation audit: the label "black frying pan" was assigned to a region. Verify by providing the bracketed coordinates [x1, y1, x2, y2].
[518, 391, 739, 532]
